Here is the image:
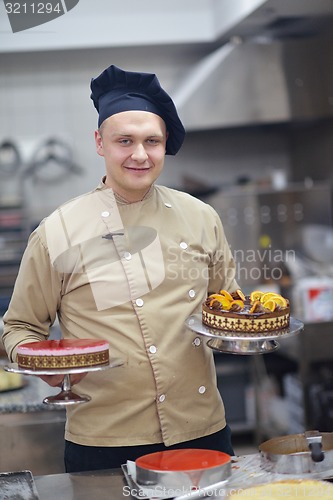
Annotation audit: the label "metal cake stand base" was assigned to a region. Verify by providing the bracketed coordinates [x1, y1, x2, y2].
[4, 358, 123, 405]
[185, 315, 304, 355]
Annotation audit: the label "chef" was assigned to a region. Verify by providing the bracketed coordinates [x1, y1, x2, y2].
[2, 64, 239, 472]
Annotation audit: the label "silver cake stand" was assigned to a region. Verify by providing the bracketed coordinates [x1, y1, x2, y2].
[4, 358, 123, 405]
[185, 315, 304, 355]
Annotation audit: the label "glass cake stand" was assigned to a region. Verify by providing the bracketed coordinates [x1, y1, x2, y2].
[4, 358, 123, 405]
[185, 315, 304, 355]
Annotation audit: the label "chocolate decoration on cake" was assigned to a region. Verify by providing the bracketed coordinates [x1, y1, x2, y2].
[202, 289, 290, 334]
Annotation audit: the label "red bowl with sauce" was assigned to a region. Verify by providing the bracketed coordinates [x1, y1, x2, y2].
[135, 448, 231, 490]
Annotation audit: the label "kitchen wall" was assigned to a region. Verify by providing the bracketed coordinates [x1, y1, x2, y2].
[0, 44, 296, 225]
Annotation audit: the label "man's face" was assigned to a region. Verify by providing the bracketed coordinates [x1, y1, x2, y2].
[95, 110, 167, 202]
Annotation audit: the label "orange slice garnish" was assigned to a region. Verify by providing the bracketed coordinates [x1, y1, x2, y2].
[208, 294, 232, 310]
[260, 292, 280, 303]
[250, 290, 264, 302]
[249, 300, 262, 313]
[272, 295, 288, 308]
[215, 297, 233, 310]
[263, 299, 276, 312]
[208, 293, 227, 301]
[235, 289, 246, 301]
[231, 299, 244, 309]
[218, 290, 234, 302]
[209, 299, 221, 308]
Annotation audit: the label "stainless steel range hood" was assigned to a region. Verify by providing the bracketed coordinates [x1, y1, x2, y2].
[213, 0, 333, 43]
[173, 0, 333, 130]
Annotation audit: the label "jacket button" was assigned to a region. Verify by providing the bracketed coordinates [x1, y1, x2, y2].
[136, 298, 144, 307]
[188, 289, 196, 298]
[149, 345, 157, 354]
[101, 211, 110, 217]
[198, 386, 206, 394]
[180, 242, 188, 249]
[158, 394, 166, 402]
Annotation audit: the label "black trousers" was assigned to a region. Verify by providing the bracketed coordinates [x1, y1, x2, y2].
[64, 425, 234, 472]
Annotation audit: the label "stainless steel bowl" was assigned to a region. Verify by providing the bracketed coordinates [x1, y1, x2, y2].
[259, 431, 333, 474]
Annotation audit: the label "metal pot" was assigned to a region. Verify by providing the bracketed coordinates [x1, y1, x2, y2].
[259, 430, 333, 474]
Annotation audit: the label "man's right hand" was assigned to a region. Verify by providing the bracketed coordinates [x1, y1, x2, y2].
[38, 372, 87, 387]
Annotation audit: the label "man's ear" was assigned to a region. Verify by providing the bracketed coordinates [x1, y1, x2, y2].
[95, 130, 104, 157]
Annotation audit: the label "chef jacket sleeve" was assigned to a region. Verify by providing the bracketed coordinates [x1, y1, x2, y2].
[2, 229, 62, 362]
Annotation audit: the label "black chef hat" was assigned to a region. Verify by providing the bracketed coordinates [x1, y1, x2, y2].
[90, 65, 185, 155]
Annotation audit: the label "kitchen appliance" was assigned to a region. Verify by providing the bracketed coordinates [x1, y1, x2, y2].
[174, 0, 333, 131]
[292, 277, 333, 323]
[206, 183, 332, 288]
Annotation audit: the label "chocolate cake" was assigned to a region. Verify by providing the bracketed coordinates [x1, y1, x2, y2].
[202, 289, 290, 334]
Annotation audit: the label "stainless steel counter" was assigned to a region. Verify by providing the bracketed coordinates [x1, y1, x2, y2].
[0, 374, 66, 475]
[0, 410, 66, 475]
[0, 370, 64, 414]
[33, 454, 333, 500]
[35, 469, 126, 500]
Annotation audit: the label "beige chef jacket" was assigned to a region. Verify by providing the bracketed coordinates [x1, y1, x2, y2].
[2, 182, 239, 447]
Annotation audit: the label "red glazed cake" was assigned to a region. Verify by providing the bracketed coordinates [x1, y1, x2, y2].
[135, 449, 231, 490]
[17, 339, 109, 370]
[136, 449, 230, 472]
[202, 289, 290, 334]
